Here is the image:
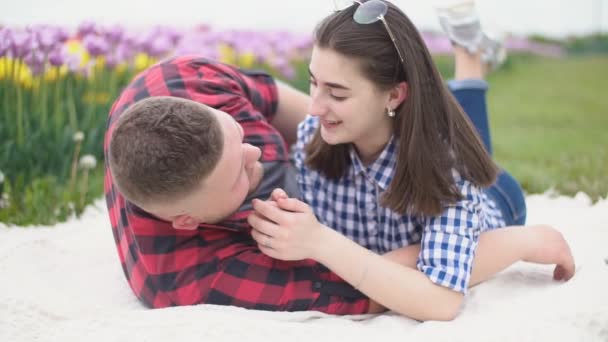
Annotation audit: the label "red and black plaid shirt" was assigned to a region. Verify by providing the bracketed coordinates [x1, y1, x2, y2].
[103, 55, 369, 314]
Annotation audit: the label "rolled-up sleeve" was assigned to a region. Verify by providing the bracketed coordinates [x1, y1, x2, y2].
[416, 179, 485, 294]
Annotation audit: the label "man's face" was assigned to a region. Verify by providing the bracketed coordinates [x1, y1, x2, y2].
[146, 107, 263, 229]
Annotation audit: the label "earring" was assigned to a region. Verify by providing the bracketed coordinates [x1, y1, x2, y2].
[387, 108, 396, 118]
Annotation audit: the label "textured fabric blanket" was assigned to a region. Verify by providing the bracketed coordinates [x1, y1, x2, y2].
[1, 193, 607, 342]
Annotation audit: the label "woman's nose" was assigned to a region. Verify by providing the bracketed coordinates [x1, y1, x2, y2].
[308, 89, 328, 117]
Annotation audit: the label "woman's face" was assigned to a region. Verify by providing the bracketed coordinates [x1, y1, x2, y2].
[308, 46, 394, 155]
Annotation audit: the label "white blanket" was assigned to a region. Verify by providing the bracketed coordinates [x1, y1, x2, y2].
[1, 193, 607, 342]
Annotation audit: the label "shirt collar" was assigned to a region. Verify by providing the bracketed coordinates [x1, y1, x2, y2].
[348, 136, 397, 191]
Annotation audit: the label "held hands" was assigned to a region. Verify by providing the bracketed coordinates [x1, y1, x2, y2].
[247, 188, 325, 261]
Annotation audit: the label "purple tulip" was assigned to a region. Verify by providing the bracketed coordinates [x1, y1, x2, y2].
[48, 47, 65, 66]
[251, 43, 273, 61]
[272, 57, 295, 80]
[0, 28, 10, 57]
[103, 24, 124, 45]
[114, 42, 135, 62]
[56, 28, 70, 43]
[174, 34, 219, 61]
[146, 34, 173, 57]
[78, 21, 98, 38]
[504, 37, 564, 57]
[120, 31, 139, 48]
[10, 29, 33, 59]
[273, 39, 293, 56]
[24, 51, 45, 75]
[83, 34, 110, 57]
[422, 33, 453, 55]
[163, 27, 183, 45]
[105, 53, 118, 69]
[34, 26, 61, 54]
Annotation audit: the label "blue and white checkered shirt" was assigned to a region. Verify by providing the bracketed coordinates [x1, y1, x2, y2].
[294, 116, 506, 294]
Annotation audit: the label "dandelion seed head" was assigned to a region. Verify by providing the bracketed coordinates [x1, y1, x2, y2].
[73, 131, 85, 142]
[79, 154, 97, 169]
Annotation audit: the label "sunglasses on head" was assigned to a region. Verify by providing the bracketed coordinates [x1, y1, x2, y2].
[332, 0, 405, 63]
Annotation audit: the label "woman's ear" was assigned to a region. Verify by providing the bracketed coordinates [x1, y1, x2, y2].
[388, 82, 408, 110]
[172, 214, 199, 230]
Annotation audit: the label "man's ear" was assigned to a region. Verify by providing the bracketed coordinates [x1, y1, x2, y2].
[388, 81, 408, 110]
[172, 214, 199, 230]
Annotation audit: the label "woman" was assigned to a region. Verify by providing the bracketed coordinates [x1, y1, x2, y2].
[248, 0, 575, 320]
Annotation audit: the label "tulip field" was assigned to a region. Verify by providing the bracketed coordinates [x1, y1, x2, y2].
[1, 22, 604, 226]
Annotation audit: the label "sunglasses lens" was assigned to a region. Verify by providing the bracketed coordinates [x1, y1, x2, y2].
[353, 0, 388, 24]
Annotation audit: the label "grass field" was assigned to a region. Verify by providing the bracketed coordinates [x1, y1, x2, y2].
[487, 55, 607, 200]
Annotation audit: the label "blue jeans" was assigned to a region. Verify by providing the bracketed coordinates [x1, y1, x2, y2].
[448, 79, 527, 226]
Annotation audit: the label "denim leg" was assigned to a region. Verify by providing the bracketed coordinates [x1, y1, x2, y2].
[447, 79, 493, 155]
[448, 80, 526, 225]
[485, 170, 527, 226]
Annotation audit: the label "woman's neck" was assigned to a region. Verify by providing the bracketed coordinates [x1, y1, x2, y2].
[354, 140, 388, 166]
[353, 121, 393, 166]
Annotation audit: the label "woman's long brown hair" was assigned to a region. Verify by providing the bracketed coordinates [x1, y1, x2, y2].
[305, 1, 499, 216]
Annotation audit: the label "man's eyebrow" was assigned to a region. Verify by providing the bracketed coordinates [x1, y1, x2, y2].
[308, 68, 350, 90]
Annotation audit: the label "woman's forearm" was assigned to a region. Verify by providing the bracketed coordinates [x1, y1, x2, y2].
[382, 226, 529, 287]
[313, 226, 464, 321]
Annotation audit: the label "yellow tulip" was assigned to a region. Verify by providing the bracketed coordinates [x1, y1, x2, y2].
[134, 53, 157, 72]
[238, 52, 256, 69]
[44, 66, 62, 82]
[218, 44, 237, 65]
[65, 39, 91, 67]
[0, 57, 11, 80]
[115, 62, 128, 75]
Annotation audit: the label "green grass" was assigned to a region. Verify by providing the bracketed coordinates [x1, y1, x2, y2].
[487, 55, 608, 200]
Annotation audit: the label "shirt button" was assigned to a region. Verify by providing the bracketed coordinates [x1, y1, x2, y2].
[313, 281, 323, 290]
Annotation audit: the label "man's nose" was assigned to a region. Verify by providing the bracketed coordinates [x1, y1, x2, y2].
[244, 144, 261, 162]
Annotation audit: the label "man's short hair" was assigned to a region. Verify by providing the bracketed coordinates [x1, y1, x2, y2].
[109, 96, 223, 207]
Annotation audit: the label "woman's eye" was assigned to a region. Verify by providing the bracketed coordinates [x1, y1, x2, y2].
[330, 94, 347, 101]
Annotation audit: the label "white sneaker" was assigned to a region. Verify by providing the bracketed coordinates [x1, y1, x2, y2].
[435, 0, 484, 53]
[480, 31, 507, 71]
[435, 0, 507, 70]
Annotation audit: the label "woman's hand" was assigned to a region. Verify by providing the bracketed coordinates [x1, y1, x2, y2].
[523, 225, 576, 281]
[247, 189, 326, 261]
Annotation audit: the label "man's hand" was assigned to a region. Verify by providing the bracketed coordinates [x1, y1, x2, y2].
[247, 191, 325, 261]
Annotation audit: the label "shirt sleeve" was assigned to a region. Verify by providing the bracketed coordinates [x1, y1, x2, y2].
[235, 68, 279, 122]
[416, 178, 486, 294]
[293, 116, 319, 205]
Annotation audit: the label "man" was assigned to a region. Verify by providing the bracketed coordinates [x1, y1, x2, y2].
[105, 55, 375, 313]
